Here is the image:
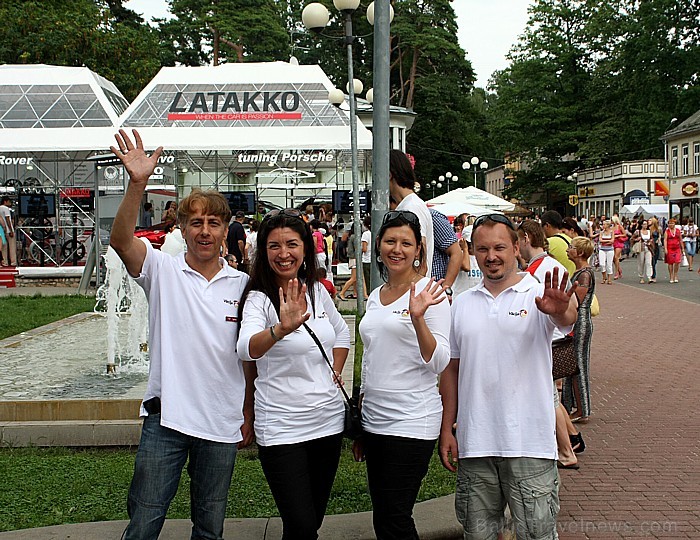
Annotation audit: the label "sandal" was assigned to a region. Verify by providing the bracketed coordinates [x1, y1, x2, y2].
[557, 461, 580, 470]
[570, 433, 586, 454]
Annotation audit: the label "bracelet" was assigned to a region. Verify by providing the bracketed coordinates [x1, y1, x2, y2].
[270, 325, 283, 342]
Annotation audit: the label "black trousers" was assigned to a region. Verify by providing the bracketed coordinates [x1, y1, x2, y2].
[258, 433, 343, 540]
[363, 432, 436, 540]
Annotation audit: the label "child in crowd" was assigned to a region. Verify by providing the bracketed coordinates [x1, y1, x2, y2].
[317, 267, 337, 299]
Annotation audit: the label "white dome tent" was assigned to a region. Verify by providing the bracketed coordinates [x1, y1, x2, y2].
[115, 62, 374, 210]
[0, 62, 375, 282]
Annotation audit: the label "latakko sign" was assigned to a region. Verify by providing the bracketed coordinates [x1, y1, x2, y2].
[122, 81, 346, 129]
[168, 91, 302, 121]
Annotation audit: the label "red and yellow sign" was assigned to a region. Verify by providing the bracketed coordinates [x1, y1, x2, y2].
[654, 181, 670, 197]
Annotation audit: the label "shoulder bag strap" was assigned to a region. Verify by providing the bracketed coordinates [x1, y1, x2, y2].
[554, 233, 571, 246]
[302, 322, 353, 405]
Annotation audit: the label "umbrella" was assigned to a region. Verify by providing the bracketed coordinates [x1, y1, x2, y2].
[427, 186, 515, 211]
[426, 201, 496, 220]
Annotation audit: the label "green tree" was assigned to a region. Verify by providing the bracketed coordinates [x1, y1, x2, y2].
[488, 0, 700, 206]
[286, 0, 490, 195]
[392, 0, 490, 193]
[162, 0, 290, 65]
[489, 1, 606, 202]
[283, 0, 375, 95]
[0, 0, 162, 101]
[582, 0, 700, 163]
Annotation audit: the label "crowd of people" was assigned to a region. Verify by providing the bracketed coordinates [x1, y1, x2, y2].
[107, 129, 695, 540]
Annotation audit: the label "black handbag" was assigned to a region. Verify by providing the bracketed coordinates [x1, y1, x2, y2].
[551, 335, 579, 380]
[303, 323, 363, 440]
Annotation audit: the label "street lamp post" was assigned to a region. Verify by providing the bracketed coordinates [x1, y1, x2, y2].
[567, 173, 579, 216]
[430, 179, 443, 198]
[462, 157, 488, 188]
[302, 0, 383, 316]
[439, 172, 457, 192]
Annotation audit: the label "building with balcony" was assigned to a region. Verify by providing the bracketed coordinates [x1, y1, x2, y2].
[664, 109, 700, 223]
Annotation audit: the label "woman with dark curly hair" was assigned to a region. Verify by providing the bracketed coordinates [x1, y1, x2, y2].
[237, 209, 350, 540]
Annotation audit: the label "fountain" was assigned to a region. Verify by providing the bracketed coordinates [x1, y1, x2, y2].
[94, 247, 149, 374]
[0, 247, 151, 446]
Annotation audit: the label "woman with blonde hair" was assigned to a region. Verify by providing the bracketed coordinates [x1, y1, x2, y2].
[565, 236, 596, 422]
[611, 215, 627, 279]
[598, 219, 615, 284]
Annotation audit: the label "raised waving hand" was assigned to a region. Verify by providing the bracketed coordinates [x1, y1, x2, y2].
[110, 129, 163, 186]
[409, 278, 446, 320]
[277, 278, 311, 336]
[534, 267, 578, 316]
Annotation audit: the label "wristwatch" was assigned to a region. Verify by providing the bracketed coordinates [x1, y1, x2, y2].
[444, 286, 453, 296]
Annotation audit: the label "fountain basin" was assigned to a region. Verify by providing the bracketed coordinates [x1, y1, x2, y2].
[0, 312, 147, 446]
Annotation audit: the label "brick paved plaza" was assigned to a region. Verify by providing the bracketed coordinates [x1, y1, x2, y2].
[557, 259, 700, 538]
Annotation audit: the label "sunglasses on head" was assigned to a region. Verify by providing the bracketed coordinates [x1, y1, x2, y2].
[472, 213, 515, 234]
[382, 210, 420, 227]
[262, 208, 304, 222]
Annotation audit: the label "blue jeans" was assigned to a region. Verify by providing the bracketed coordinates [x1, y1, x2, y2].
[124, 413, 238, 540]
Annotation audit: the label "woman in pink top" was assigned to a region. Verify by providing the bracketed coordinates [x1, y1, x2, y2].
[663, 218, 685, 283]
[611, 216, 627, 279]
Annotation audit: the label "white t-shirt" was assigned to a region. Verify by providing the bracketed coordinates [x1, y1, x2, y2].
[0, 205, 13, 233]
[361, 230, 372, 264]
[135, 239, 249, 443]
[359, 277, 451, 439]
[452, 255, 482, 297]
[396, 193, 434, 277]
[246, 231, 258, 262]
[237, 283, 351, 446]
[160, 228, 186, 256]
[682, 224, 697, 242]
[449, 273, 572, 459]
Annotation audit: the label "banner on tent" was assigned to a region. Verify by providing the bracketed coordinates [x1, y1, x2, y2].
[125, 83, 347, 129]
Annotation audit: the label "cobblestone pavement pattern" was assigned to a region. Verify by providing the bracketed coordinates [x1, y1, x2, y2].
[556, 259, 700, 539]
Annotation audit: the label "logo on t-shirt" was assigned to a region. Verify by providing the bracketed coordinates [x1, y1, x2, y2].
[508, 309, 528, 318]
[317, 311, 328, 319]
[223, 298, 239, 307]
[392, 308, 411, 318]
[225, 316, 239, 323]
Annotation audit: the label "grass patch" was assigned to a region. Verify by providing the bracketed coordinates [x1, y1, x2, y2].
[0, 442, 455, 531]
[0, 295, 95, 340]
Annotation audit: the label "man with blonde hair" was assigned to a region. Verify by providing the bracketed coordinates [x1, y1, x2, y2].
[110, 129, 252, 540]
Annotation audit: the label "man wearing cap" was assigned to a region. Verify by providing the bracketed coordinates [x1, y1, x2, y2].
[439, 214, 578, 539]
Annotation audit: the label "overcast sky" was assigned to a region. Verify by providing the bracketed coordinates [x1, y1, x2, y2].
[125, 0, 533, 89]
